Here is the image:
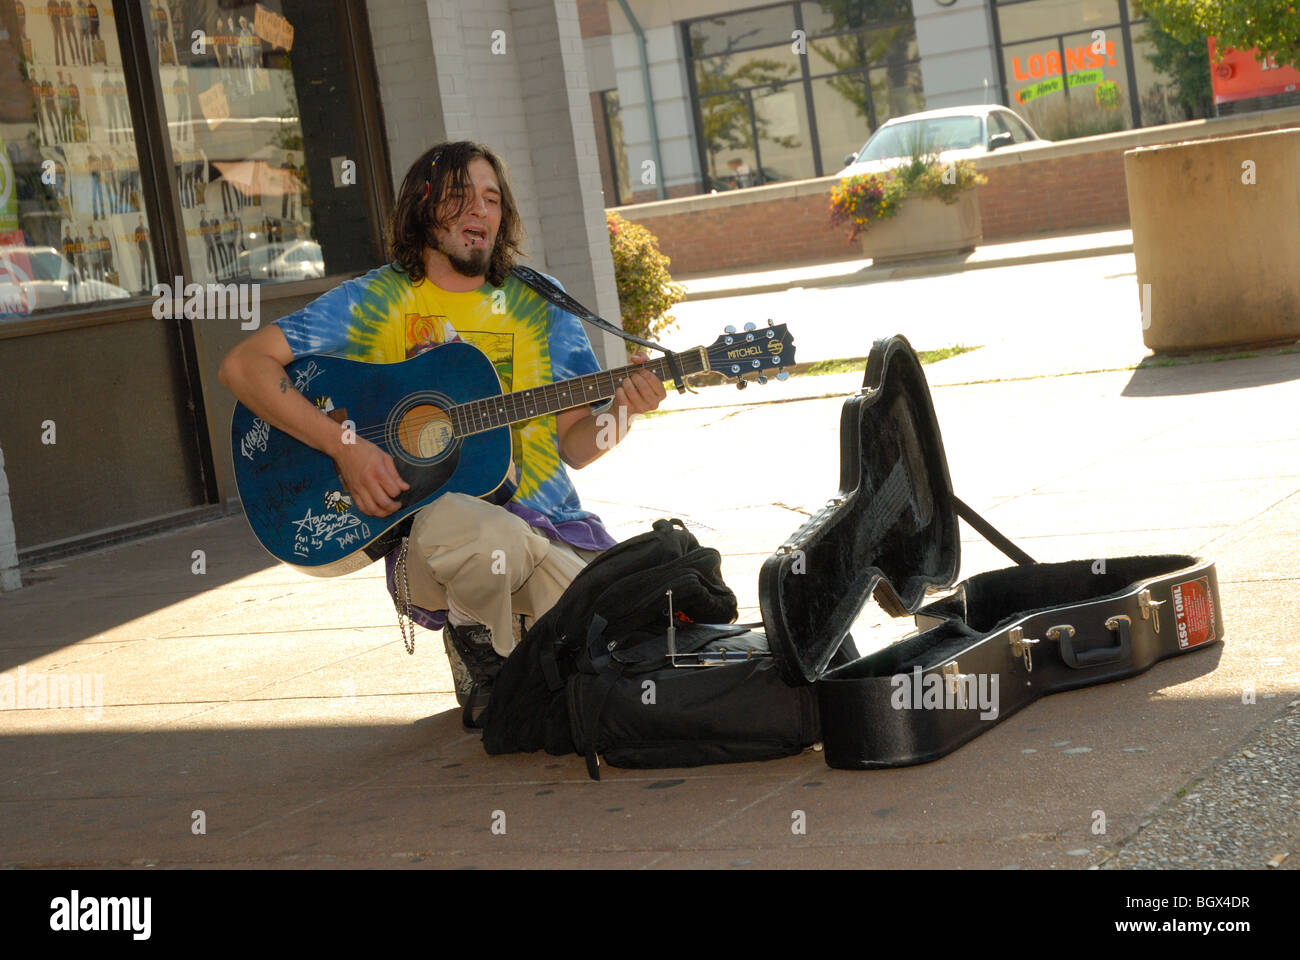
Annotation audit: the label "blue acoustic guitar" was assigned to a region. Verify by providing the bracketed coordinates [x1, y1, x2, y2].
[231, 323, 796, 575]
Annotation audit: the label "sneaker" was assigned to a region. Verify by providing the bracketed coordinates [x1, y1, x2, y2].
[443, 621, 506, 729]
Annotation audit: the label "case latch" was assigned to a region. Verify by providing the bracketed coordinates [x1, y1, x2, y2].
[941, 661, 971, 708]
[1008, 626, 1041, 672]
[1138, 588, 1165, 633]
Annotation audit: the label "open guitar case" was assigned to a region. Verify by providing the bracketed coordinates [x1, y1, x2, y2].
[575, 334, 1224, 773]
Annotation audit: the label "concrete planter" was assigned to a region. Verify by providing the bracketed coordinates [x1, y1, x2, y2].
[1126, 128, 1300, 352]
[860, 191, 982, 264]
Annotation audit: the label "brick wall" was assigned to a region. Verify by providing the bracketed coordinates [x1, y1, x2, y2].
[614, 107, 1300, 276]
[577, 0, 610, 37]
[976, 149, 1130, 239]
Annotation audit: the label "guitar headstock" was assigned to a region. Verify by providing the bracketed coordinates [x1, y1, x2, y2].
[704, 321, 795, 389]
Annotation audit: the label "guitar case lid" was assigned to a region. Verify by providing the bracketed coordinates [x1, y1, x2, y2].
[758, 335, 960, 685]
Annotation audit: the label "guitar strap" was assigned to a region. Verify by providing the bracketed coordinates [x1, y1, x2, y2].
[511, 265, 691, 394]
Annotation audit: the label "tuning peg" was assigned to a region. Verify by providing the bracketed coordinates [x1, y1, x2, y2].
[776, 371, 789, 381]
[756, 375, 768, 385]
[743, 322, 756, 331]
[735, 377, 747, 390]
[767, 318, 774, 327]
[724, 325, 736, 334]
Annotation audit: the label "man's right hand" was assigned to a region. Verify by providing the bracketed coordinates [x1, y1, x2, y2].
[219, 325, 411, 518]
[333, 436, 410, 518]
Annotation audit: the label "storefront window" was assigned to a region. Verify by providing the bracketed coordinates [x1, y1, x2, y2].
[866, 60, 923, 124]
[699, 91, 758, 189]
[1, 0, 160, 318]
[995, 0, 1121, 45]
[3, 0, 383, 321]
[687, 5, 795, 58]
[600, 90, 631, 205]
[995, 0, 1192, 134]
[800, 0, 912, 39]
[812, 72, 871, 168]
[693, 43, 800, 95]
[1130, 20, 1210, 124]
[149, 0, 371, 287]
[751, 80, 811, 184]
[687, 1, 921, 189]
[808, 23, 918, 75]
[1002, 27, 1131, 139]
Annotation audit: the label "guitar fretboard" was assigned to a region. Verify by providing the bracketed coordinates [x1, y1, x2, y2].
[447, 348, 708, 436]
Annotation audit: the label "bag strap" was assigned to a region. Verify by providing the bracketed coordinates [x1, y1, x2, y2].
[511, 265, 690, 395]
[581, 659, 624, 781]
[953, 496, 1036, 567]
[580, 613, 617, 781]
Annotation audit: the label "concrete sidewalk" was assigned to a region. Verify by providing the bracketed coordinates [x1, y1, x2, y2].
[677, 227, 1134, 302]
[2, 339, 1297, 868]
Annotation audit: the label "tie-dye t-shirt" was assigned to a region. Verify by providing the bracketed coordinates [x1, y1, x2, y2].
[273, 263, 616, 554]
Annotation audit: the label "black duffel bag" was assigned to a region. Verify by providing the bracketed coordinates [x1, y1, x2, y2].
[480, 518, 819, 779]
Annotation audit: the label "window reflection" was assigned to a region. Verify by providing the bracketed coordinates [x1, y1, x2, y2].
[156, 0, 316, 286]
[1, 0, 153, 318]
[688, 2, 921, 189]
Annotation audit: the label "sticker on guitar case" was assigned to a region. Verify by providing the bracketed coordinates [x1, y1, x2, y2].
[1171, 577, 1215, 649]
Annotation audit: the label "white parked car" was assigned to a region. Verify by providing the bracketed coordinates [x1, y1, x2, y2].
[837, 105, 1051, 177]
[237, 240, 324, 281]
[0, 245, 129, 317]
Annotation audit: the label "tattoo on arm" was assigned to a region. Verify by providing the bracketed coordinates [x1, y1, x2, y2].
[279, 377, 288, 393]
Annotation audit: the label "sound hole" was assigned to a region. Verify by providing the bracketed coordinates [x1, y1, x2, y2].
[397, 404, 454, 459]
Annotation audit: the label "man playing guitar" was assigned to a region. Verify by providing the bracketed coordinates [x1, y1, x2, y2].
[219, 141, 666, 725]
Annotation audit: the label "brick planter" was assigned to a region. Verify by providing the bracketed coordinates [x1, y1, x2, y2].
[859, 191, 982, 264]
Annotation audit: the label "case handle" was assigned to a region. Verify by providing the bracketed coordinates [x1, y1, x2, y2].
[1052, 616, 1132, 669]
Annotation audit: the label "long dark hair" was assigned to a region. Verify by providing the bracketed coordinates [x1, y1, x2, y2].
[387, 141, 523, 287]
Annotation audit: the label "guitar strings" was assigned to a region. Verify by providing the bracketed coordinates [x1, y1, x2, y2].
[313, 356, 689, 446]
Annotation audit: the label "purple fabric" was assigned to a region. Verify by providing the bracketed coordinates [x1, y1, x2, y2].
[382, 503, 617, 631]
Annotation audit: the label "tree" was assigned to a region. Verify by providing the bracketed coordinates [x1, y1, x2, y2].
[1138, 19, 1213, 120]
[1134, 1, 1300, 70]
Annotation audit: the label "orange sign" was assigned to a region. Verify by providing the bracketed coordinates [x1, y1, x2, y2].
[1011, 41, 1116, 82]
[1208, 38, 1300, 104]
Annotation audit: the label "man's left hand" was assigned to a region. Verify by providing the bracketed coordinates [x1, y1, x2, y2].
[616, 351, 668, 417]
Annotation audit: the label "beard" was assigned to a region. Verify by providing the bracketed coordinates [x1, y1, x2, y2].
[436, 231, 492, 278]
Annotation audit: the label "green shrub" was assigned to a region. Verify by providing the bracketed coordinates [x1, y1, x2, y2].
[607, 211, 685, 353]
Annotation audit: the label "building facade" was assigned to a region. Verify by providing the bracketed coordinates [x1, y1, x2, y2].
[585, 0, 1268, 205]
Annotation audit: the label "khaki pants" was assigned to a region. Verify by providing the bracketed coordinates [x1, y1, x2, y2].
[401, 493, 600, 657]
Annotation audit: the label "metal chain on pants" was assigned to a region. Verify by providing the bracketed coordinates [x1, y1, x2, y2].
[393, 536, 417, 655]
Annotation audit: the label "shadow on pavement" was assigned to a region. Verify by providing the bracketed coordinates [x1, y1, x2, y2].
[0, 645, 1256, 870]
[1122, 352, 1300, 397]
[0, 517, 279, 674]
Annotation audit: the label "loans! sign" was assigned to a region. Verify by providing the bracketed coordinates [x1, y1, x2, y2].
[1208, 38, 1300, 104]
[1012, 40, 1118, 105]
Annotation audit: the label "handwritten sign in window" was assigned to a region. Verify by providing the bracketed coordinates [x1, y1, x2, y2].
[254, 5, 294, 52]
[198, 82, 230, 129]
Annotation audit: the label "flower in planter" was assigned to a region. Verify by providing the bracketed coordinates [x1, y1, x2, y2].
[830, 158, 986, 241]
[829, 171, 905, 241]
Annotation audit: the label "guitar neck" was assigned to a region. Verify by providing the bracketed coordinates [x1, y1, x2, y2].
[449, 347, 708, 437]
